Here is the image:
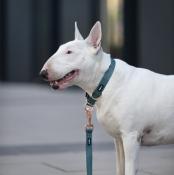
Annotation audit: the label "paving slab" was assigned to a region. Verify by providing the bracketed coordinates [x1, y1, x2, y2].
[0, 83, 111, 146]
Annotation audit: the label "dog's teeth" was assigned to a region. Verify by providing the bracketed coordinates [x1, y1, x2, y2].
[49, 70, 78, 87]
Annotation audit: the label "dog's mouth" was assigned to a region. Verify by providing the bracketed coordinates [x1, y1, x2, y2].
[49, 69, 79, 90]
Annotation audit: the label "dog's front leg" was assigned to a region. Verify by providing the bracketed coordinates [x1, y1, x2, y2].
[122, 131, 140, 175]
[115, 136, 125, 175]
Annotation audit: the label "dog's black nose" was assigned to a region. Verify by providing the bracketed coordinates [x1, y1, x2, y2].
[40, 69, 48, 80]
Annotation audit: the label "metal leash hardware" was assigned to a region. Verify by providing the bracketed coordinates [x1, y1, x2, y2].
[85, 104, 94, 175]
[85, 104, 94, 129]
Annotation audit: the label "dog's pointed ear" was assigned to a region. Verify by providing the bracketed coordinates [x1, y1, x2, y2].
[86, 21, 102, 51]
[75, 22, 84, 40]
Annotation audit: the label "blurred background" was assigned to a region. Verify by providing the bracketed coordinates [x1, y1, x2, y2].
[0, 0, 174, 82]
[0, 0, 174, 175]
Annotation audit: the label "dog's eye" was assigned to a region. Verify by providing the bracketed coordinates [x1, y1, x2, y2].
[66, 50, 72, 54]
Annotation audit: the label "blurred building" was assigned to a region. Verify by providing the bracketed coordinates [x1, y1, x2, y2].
[0, 0, 174, 82]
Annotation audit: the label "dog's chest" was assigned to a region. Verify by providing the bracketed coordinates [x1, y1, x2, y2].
[96, 107, 121, 137]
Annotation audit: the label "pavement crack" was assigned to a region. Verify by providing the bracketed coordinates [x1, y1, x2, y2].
[42, 162, 84, 173]
[137, 168, 158, 175]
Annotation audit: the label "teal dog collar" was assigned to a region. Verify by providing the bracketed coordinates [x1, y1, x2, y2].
[86, 58, 116, 107]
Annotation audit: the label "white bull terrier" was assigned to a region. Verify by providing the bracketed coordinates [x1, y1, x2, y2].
[40, 21, 174, 175]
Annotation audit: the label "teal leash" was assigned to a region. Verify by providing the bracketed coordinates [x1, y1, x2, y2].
[85, 58, 116, 175]
[86, 127, 93, 175]
[85, 105, 94, 175]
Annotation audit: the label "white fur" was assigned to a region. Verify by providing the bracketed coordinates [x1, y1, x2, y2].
[41, 21, 174, 175]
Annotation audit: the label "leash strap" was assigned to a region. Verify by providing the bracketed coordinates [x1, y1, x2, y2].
[85, 105, 93, 175]
[84, 58, 116, 175]
[86, 127, 93, 175]
[86, 58, 116, 107]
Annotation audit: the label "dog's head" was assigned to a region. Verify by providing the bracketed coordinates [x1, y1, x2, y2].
[40, 21, 102, 90]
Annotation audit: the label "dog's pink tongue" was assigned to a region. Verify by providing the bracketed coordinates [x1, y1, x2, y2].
[58, 82, 69, 90]
[57, 74, 75, 89]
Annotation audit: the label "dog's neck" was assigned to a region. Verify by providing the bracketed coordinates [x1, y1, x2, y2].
[76, 50, 111, 96]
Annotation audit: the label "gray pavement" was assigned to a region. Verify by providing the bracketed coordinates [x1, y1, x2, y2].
[0, 83, 174, 175]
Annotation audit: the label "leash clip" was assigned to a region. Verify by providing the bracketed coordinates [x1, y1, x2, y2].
[85, 104, 94, 129]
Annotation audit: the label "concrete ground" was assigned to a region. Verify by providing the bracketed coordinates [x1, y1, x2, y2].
[0, 83, 174, 175]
